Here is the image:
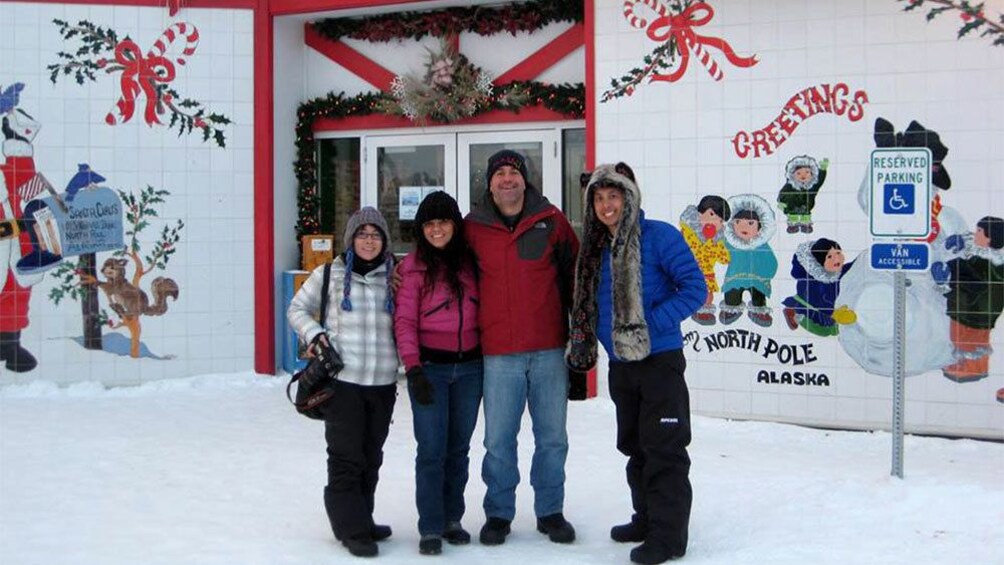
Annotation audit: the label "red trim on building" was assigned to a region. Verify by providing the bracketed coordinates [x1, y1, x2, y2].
[584, 0, 597, 398]
[584, 7, 595, 173]
[494, 23, 584, 84]
[304, 24, 396, 91]
[270, 0, 430, 16]
[14, 0, 255, 7]
[312, 105, 574, 132]
[254, 0, 275, 375]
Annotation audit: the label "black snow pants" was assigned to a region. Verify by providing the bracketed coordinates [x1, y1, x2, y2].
[608, 349, 691, 556]
[322, 380, 396, 541]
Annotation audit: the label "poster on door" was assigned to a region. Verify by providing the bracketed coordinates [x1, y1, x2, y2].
[399, 186, 444, 220]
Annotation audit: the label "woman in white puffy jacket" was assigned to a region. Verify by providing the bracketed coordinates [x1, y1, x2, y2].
[287, 206, 399, 558]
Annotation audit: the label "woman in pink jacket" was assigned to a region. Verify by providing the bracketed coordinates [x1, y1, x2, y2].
[394, 191, 483, 556]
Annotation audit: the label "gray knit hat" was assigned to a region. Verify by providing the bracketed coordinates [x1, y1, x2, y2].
[343, 206, 392, 251]
[340, 206, 395, 313]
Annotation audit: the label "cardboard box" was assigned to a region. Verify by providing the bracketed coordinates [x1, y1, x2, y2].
[302, 234, 335, 272]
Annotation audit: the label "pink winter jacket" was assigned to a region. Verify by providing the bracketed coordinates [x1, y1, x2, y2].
[394, 253, 481, 371]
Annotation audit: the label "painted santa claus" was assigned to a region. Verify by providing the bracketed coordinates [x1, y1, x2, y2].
[0, 83, 44, 372]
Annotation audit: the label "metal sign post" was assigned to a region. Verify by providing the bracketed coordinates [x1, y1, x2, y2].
[868, 147, 932, 479]
[891, 271, 907, 478]
[870, 243, 927, 478]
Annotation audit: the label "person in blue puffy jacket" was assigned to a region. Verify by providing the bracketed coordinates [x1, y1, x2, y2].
[566, 162, 706, 565]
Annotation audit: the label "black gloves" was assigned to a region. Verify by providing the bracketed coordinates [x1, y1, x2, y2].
[568, 369, 588, 401]
[407, 366, 435, 406]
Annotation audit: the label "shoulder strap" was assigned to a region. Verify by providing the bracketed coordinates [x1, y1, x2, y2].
[318, 262, 332, 329]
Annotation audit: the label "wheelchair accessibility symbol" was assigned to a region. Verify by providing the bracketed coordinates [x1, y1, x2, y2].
[882, 184, 915, 215]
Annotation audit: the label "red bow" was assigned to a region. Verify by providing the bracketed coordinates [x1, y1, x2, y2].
[108, 39, 176, 126]
[644, 2, 757, 83]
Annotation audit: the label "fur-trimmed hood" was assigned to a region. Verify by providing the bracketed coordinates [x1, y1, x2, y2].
[724, 193, 776, 250]
[680, 204, 725, 244]
[566, 164, 650, 369]
[793, 240, 842, 283]
[959, 232, 1004, 266]
[580, 165, 642, 245]
[785, 155, 819, 190]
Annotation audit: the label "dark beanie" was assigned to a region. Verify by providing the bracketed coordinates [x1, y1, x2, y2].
[977, 216, 1004, 250]
[414, 191, 463, 229]
[485, 149, 528, 186]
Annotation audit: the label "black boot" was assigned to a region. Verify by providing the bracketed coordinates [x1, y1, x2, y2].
[419, 535, 442, 555]
[479, 517, 511, 546]
[342, 534, 378, 558]
[0, 331, 37, 372]
[443, 521, 471, 545]
[371, 524, 392, 541]
[611, 518, 647, 543]
[536, 512, 576, 543]
[630, 541, 685, 564]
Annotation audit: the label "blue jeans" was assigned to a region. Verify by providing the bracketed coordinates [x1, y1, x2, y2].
[409, 359, 484, 536]
[481, 348, 569, 520]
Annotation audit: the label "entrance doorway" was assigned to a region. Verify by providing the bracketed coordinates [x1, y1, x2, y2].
[362, 129, 560, 254]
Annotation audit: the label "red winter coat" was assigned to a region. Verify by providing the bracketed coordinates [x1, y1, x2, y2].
[465, 187, 579, 356]
[394, 252, 481, 371]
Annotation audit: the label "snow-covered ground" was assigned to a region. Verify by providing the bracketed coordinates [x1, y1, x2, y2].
[1, 372, 1001, 565]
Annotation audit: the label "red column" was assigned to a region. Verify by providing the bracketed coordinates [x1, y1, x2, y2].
[253, 0, 275, 374]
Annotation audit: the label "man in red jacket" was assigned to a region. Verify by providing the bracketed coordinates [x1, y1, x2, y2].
[465, 150, 580, 546]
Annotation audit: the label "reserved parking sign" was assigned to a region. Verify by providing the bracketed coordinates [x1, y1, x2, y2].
[869, 148, 932, 238]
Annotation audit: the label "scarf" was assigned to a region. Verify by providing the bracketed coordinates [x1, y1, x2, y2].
[565, 164, 650, 369]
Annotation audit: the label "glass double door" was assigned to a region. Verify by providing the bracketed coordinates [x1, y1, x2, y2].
[363, 130, 560, 255]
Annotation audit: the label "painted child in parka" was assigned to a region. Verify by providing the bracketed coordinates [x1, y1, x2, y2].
[930, 216, 1004, 384]
[680, 195, 730, 325]
[777, 155, 828, 234]
[720, 194, 777, 327]
[781, 238, 857, 337]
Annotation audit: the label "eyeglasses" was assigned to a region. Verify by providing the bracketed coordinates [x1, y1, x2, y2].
[354, 232, 382, 241]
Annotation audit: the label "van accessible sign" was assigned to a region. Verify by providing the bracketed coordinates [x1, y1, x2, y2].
[869, 148, 931, 238]
[870, 242, 930, 272]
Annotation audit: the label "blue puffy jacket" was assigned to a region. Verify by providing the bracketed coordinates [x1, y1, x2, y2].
[596, 213, 707, 361]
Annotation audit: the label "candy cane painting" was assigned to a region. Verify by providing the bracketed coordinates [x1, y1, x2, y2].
[47, 19, 231, 147]
[603, 0, 758, 101]
[103, 22, 200, 127]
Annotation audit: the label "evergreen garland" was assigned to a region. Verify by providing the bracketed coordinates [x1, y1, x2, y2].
[294, 82, 584, 237]
[312, 0, 582, 42]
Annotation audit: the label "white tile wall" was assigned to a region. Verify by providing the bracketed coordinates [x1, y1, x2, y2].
[595, 0, 1004, 439]
[0, 4, 255, 383]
